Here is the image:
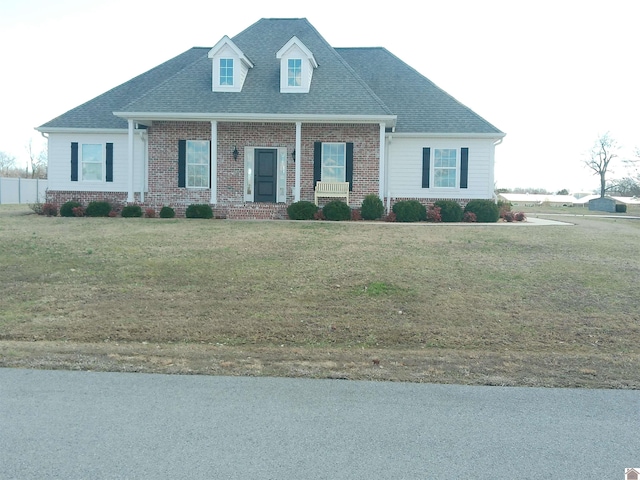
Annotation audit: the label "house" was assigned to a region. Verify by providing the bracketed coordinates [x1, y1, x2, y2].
[37, 18, 504, 219]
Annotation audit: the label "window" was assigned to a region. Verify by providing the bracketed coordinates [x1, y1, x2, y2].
[433, 148, 457, 188]
[288, 59, 302, 87]
[220, 58, 233, 86]
[321, 143, 346, 182]
[186, 140, 210, 188]
[82, 144, 103, 181]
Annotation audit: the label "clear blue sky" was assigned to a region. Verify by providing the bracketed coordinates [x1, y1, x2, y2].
[1, 0, 637, 192]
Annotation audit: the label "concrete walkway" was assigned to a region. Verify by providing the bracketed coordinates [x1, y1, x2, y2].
[1, 368, 637, 479]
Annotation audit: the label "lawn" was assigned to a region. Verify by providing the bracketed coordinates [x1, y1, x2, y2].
[1, 204, 639, 388]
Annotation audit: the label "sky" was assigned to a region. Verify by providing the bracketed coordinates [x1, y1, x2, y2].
[1, 0, 638, 193]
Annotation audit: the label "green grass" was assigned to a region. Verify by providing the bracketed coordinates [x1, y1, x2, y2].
[0, 204, 639, 388]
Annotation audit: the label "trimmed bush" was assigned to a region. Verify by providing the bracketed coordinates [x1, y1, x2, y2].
[185, 204, 213, 219]
[121, 205, 143, 218]
[434, 200, 463, 222]
[392, 200, 426, 222]
[145, 208, 156, 218]
[426, 205, 442, 222]
[85, 201, 112, 217]
[360, 194, 385, 220]
[287, 200, 318, 220]
[322, 200, 351, 221]
[463, 211, 477, 223]
[615, 204, 627, 213]
[159, 206, 175, 218]
[60, 201, 82, 217]
[464, 199, 500, 223]
[42, 203, 58, 216]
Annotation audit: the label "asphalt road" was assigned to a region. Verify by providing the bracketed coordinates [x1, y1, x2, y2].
[1, 368, 638, 479]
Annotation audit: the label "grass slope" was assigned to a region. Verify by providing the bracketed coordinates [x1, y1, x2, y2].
[1, 205, 639, 388]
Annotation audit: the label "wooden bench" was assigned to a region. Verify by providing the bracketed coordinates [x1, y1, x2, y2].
[314, 181, 350, 205]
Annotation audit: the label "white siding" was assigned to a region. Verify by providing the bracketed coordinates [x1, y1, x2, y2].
[386, 136, 496, 199]
[47, 132, 146, 193]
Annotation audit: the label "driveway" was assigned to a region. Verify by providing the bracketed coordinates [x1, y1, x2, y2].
[0, 368, 637, 479]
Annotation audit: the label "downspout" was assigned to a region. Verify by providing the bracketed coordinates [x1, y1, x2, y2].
[491, 137, 504, 201]
[40, 131, 49, 199]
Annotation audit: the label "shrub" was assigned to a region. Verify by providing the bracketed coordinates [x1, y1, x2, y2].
[503, 211, 515, 222]
[392, 200, 426, 222]
[384, 212, 397, 222]
[287, 200, 318, 220]
[108, 210, 119, 217]
[60, 201, 82, 217]
[121, 205, 143, 218]
[29, 201, 44, 215]
[514, 212, 527, 222]
[85, 201, 112, 217]
[426, 205, 442, 222]
[463, 211, 477, 222]
[159, 206, 175, 218]
[322, 200, 351, 221]
[72, 206, 85, 217]
[351, 208, 362, 221]
[615, 204, 627, 213]
[314, 210, 325, 220]
[360, 194, 384, 220]
[434, 200, 463, 222]
[497, 200, 512, 218]
[185, 204, 213, 219]
[463, 199, 500, 223]
[145, 208, 156, 218]
[42, 203, 58, 216]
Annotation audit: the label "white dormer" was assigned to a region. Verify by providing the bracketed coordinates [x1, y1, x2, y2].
[276, 36, 318, 93]
[208, 36, 253, 92]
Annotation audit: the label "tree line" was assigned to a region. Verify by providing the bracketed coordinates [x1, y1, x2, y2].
[0, 141, 47, 179]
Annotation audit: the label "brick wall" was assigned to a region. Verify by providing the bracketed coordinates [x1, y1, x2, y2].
[47, 121, 382, 218]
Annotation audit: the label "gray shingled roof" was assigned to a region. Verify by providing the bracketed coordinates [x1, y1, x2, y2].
[39, 18, 502, 135]
[336, 47, 503, 134]
[120, 18, 392, 117]
[38, 48, 207, 130]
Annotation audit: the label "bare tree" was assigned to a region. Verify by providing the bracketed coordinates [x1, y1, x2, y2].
[0, 150, 17, 176]
[26, 140, 47, 179]
[584, 133, 618, 198]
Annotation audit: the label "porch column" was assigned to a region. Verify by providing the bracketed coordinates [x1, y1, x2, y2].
[378, 122, 386, 199]
[127, 119, 134, 202]
[294, 121, 301, 201]
[210, 121, 217, 204]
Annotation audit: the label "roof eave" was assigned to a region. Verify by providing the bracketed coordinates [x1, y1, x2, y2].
[390, 131, 506, 139]
[113, 111, 398, 127]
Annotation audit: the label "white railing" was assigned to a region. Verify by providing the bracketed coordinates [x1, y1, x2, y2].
[0, 177, 48, 204]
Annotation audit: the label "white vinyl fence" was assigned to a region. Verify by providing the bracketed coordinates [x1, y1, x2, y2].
[0, 177, 48, 204]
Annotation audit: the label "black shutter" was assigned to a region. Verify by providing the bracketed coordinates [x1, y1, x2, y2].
[346, 142, 353, 191]
[178, 140, 186, 188]
[313, 141, 322, 187]
[106, 143, 113, 182]
[71, 142, 78, 181]
[460, 148, 469, 189]
[421, 147, 430, 188]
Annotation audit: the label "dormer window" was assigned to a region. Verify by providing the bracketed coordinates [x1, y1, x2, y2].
[288, 59, 302, 87]
[220, 59, 234, 86]
[276, 36, 318, 93]
[208, 36, 253, 92]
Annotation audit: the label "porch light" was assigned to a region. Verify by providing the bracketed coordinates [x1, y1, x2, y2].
[291, 148, 296, 162]
[232, 145, 239, 160]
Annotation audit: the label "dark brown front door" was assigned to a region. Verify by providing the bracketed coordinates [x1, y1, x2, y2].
[254, 149, 277, 203]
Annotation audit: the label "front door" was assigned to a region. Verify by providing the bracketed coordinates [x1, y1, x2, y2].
[254, 149, 277, 203]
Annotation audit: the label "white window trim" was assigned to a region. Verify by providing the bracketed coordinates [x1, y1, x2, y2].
[81, 143, 104, 182]
[432, 148, 459, 189]
[321, 142, 347, 183]
[219, 58, 234, 86]
[186, 140, 210, 189]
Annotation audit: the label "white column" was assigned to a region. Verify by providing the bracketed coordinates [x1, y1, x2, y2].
[295, 121, 301, 201]
[378, 123, 386, 199]
[210, 121, 217, 204]
[127, 119, 134, 202]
